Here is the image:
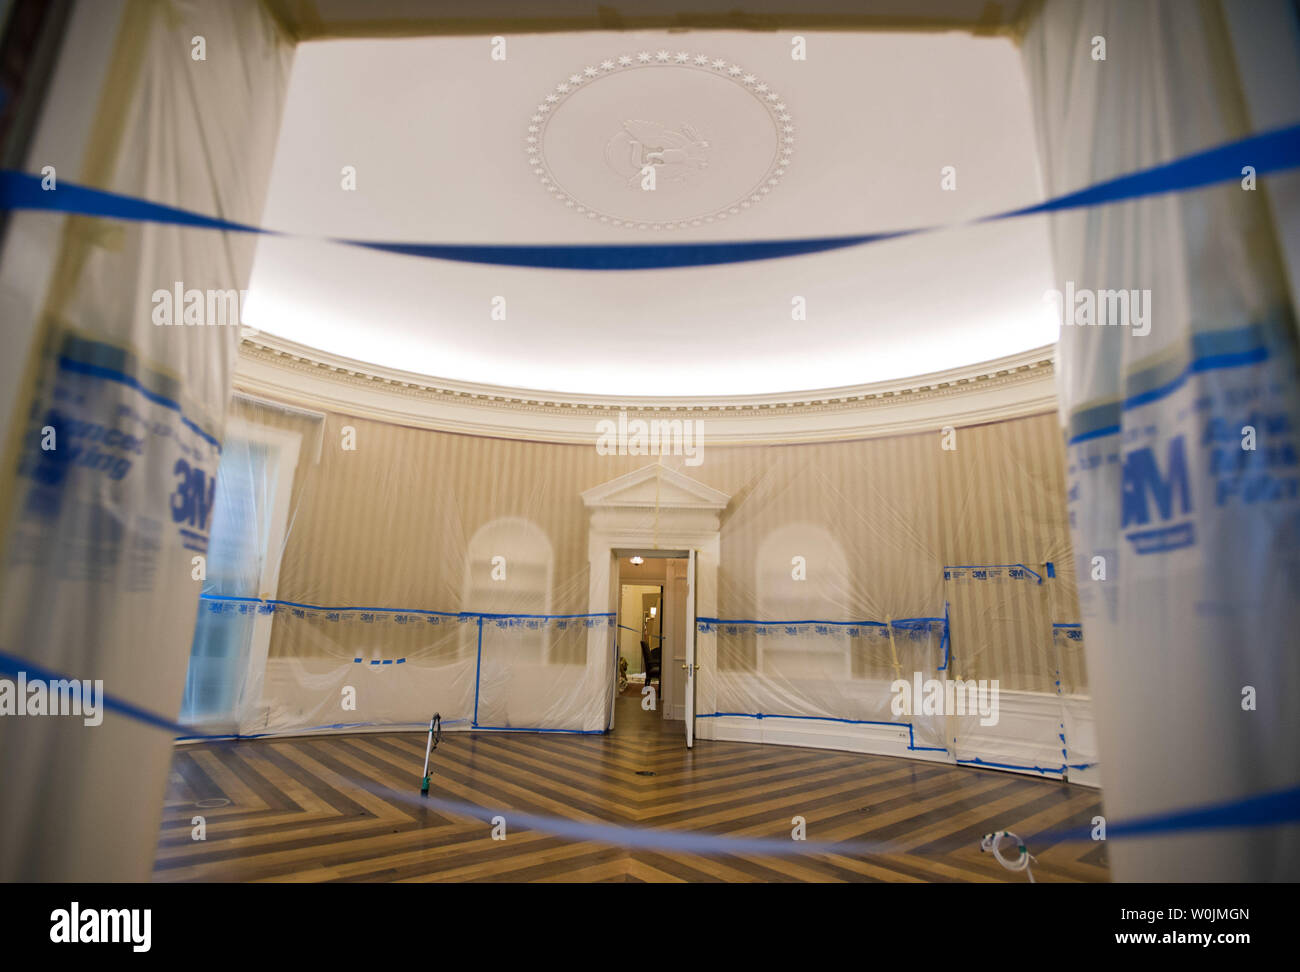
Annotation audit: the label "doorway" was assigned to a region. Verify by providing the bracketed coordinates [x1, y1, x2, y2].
[611, 552, 688, 735]
[581, 462, 729, 746]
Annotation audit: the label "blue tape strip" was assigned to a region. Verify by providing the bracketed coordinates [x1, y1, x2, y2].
[471, 610, 615, 620]
[472, 616, 483, 729]
[354, 777, 915, 857]
[198, 593, 613, 622]
[470, 726, 607, 735]
[57, 356, 221, 453]
[1041, 784, 1300, 843]
[4, 124, 1297, 271]
[3, 648, 1294, 848]
[957, 756, 1067, 776]
[0, 649, 207, 739]
[697, 616, 944, 627]
[1122, 345, 1271, 412]
[944, 563, 1043, 584]
[176, 717, 475, 742]
[937, 601, 951, 672]
[1064, 319, 1291, 445]
[1066, 424, 1121, 446]
[697, 710, 945, 754]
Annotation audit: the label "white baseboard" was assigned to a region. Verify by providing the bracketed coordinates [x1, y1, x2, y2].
[695, 690, 1100, 787]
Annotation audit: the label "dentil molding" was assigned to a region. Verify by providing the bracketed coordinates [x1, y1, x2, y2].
[234, 328, 1059, 445]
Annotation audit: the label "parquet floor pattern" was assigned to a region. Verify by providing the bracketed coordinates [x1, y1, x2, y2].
[154, 698, 1109, 882]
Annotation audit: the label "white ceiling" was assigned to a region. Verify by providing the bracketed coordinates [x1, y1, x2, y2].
[245, 29, 1059, 397]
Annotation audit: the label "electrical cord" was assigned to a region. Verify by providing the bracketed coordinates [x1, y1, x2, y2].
[980, 830, 1036, 882]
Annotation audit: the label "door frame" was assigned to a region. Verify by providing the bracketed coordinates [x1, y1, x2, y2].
[581, 463, 729, 743]
[610, 553, 685, 731]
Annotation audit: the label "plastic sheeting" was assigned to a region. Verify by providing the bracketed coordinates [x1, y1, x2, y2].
[188, 397, 616, 737]
[192, 398, 1088, 785]
[0, 0, 291, 880]
[1022, 0, 1300, 879]
[695, 428, 1085, 774]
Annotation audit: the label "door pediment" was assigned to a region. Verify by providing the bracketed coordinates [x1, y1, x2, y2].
[582, 463, 730, 512]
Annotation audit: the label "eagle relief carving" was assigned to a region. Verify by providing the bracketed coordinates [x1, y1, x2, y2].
[604, 120, 710, 187]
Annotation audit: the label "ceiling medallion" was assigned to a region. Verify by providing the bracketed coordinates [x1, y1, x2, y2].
[526, 52, 795, 230]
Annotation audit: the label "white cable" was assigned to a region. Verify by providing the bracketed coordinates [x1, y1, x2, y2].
[980, 830, 1036, 883]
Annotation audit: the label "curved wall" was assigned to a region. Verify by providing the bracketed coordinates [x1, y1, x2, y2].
[220, 338, 1089, 779]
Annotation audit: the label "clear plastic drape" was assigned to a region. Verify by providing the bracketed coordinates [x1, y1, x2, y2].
[0, 0, 291, 880]
[194, 402, 1087, 784]
[1022, 0, 1300, 879]
[190, 398, 614, 737]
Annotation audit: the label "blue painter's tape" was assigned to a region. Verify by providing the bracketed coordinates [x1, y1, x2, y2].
[957, 756, 1065, 776]
[56, 356, 221, 452]
[4, 124, 1297, 271]
[472, 726, 607, 735]
[697, 710, 946, 755]
[467, 610, 615, 620]
[944, 563, 1042, 584]
[698, 711, 904, 728]
[1066, 424, 1121, 446]
[0, 649, 205, 739]
[937, 601, 951, 672]
[198, 593, 613, 623]
[697, 616, 943, 627]
[1122, 346, 1271, 412]
[2, 648, 1294, 849]
[472, 616, 483, 728]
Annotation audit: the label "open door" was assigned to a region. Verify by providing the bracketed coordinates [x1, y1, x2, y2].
[683, 548, 697, 748]
[607, 550, 619, 731]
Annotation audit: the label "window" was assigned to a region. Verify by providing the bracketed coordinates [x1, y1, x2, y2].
[179, 419, 301, 728]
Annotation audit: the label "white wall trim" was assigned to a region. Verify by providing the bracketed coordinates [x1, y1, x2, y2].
[696, 689, 1100, 786]
[235, 329, 1059, 445]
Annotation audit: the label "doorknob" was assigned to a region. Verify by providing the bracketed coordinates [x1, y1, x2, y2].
[681, 663, 699, 671]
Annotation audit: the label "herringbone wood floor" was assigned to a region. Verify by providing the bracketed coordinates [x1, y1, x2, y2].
[154, 698, 1109, 882]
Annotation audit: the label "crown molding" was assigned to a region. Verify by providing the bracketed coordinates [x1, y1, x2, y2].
[233, 329, 1059, 445]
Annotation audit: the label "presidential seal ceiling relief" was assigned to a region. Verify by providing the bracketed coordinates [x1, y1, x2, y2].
[526, 52, 795, 230]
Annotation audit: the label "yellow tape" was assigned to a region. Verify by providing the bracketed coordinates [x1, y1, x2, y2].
[886, 617, 902, 679]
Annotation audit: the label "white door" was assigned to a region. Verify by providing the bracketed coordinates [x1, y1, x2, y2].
[607, 552, 619, 731]
[684, 549, 697, 747]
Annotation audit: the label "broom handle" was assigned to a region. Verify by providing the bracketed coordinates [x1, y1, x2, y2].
[421, 716, 435, 778]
